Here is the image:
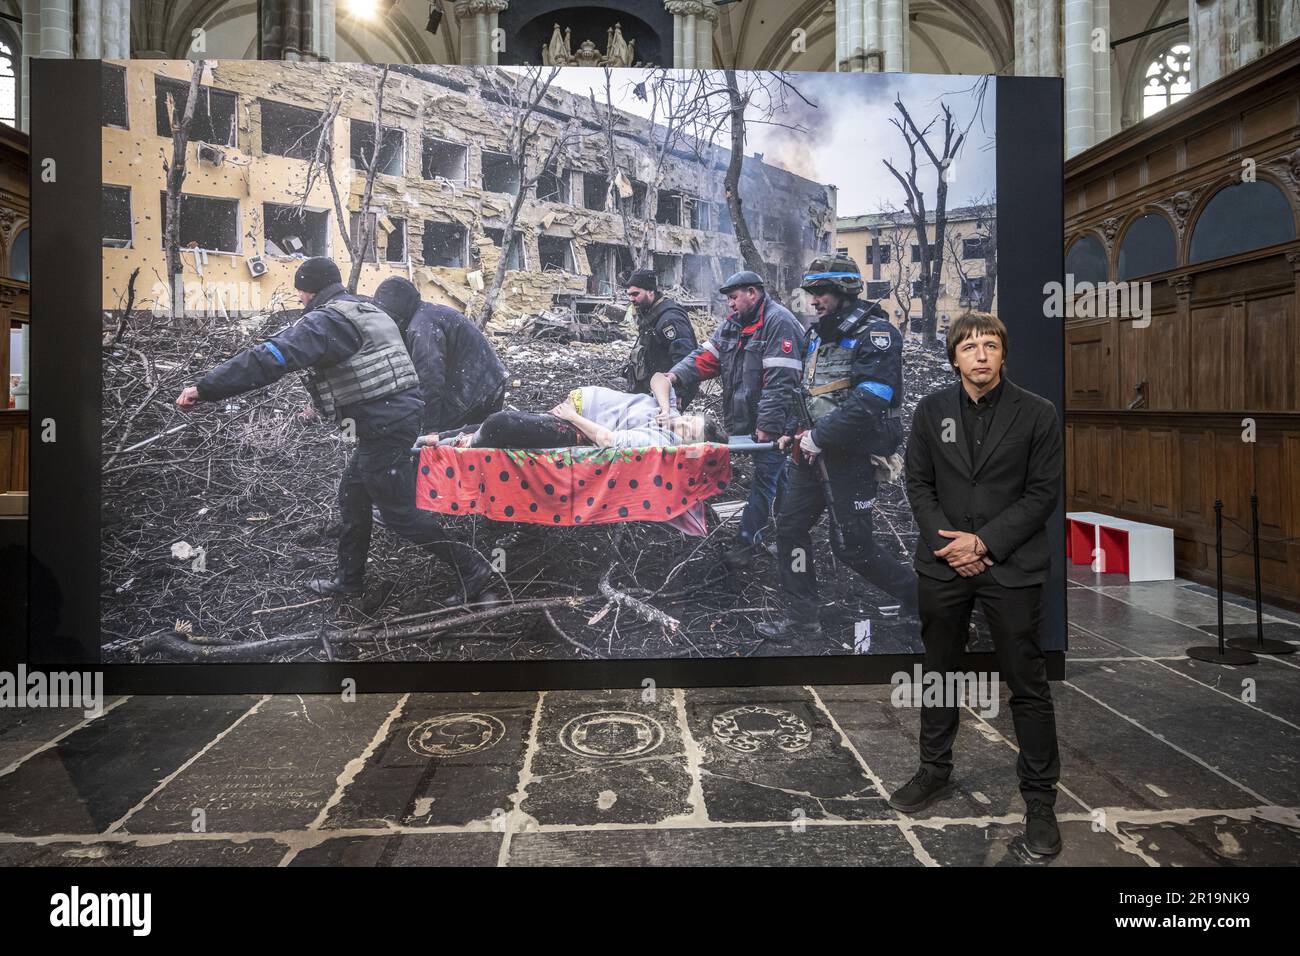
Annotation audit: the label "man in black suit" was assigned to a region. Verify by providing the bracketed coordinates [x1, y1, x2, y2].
[890, 311, 1064, 856]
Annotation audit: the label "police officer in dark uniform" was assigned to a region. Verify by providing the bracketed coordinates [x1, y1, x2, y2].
[623, 268, 699, 409]
[175, 257, 501, 604]
[756, 255, 918, 643]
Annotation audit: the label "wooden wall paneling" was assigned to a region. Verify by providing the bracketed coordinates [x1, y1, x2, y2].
[1122, 426, 1148, 511]
[1096, 425, 1123, 509]
[1065, 423, 1076, 500]
[1179, 428, 1209, 523]
[1244, 292, 1293, 410]
[1289, 252, 1300, 410]
[11, 422, 26, 493]
[1241, 91, 1299, 144]
[1213, 427, 1250, 528]
[0, 425, 11, 494]
[1189, 303, 1233, 409]
[1148, 428, 1177, 518]
[1065, 321, 1113, 407]
[1285, 432, 1300, 599]
[1073, 424, 1094, 502]
[1252, 432, 1288, 592]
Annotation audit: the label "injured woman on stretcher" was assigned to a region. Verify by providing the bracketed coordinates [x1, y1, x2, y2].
[420, 384, 729, 450]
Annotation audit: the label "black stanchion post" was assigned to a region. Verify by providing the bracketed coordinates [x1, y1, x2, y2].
[1227, 490, 1296, 655]
[1188, 498, 1258, 665]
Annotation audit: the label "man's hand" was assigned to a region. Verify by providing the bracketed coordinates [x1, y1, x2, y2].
[176, 386, 201, 410]
[776, 434, 794, 451]
[549, 399, 578, 421]
[798, 430, 821, 462]
[452, 430, 476, 448]
[953, 556, 995, 578]
[935, 530, 989, 569]
[414, 432, 440, 448]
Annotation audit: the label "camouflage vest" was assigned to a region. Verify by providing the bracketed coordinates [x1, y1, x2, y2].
[804, 303, 878, 424]
[303, 299, 420, 422]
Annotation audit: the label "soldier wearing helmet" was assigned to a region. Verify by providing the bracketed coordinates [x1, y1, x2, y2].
[756, 254, 918, 644]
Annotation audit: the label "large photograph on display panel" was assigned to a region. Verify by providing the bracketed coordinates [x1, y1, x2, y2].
[90, 60, 1050, 667]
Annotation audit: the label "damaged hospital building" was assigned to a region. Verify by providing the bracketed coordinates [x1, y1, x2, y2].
[101, 61, 836, 323]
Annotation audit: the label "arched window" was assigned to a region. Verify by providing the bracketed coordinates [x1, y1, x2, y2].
[1143, 42, 1191, 118]
[1117, 213, 1177, 280]
[1189, 181, 1296, 264]
[9, 227, 27, 281]
[1065, 233, 1108, 284]
[0, 38, 15, 128]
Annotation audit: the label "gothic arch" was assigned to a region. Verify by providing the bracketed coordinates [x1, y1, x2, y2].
[1118, 1, 1188, 128]
[1114, 206, 1179, 279]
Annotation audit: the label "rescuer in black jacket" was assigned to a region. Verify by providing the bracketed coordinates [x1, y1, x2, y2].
[372, 277, 509, 437]
[175, 257, 501, 604]
[755, 255, 919, 645]
[623, 268, 698, 409]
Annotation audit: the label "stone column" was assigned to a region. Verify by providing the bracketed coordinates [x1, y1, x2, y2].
[902, 0, 910, 69]
[1039, 0, 1061, 76]
[1020, 0, 1040, 75]
[319, 0, 336, 61]
[666, 2, 718, 68]
[39, 0, 72, 57]
[882, 0, 904, 71]
[1189, 0, 1264, 90]
[76, 0, 131, 59]
[1064, 0, 1094, 157]
[1093, 0, 1111, 141]
[20, 0, 39, 131]
[1283, 0, 1300, 44]
[454, 1, 508, 65]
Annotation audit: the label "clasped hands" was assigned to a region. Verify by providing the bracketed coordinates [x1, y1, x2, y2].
[935, 530, 994, 578]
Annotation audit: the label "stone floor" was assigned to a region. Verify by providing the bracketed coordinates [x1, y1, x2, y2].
[1, 568, 1297, 867]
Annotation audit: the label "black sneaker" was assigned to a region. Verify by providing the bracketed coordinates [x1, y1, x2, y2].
[1024, 801, 1062, 856]
[304, 577, 363, 598]
[888, 767, 954, 813]
[754, 616, 821, 646]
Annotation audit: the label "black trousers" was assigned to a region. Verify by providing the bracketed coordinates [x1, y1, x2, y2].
[774, 456, 918, 617]
[917, 572, 1060, 805]
[337, 423, 492, 595]
[474, 411, 580, 448]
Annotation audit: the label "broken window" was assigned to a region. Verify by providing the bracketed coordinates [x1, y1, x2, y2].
[351, 119, 405, 176]
[482, 150, 521, 195]
[484, 228, 524, 270]
[866, 280, 892, 299]
[583, 173, 609, 211]
[960, 276, 986, 301]
[259, 99, 324, 160]
[911, 279, 924, 297]
[683, 254, 712, 298]
[836, 246, 850, 257]
[102, 185, 132, 247]
[689, 199, 710, 231]
[154, 76, 237, 146]
[422, 136, 468, 181]
[349, 211, 379, 262]
[717, 257, 739, 281]
[761, 215, 783, 242]
[627, 180, 647, 218]
[653, 253, 682, 288]
[423, 221, 467, 267]
[264, 203, 329, 258]
[911, 244, 923, 263]
[382, 216, 406, 262]
[538, 235, 575, 272]
[962, 237, 989, 259]
[536, 163, 569, 203]
[158, 191, 239, 253]
[586, 242, 633, 295]
[102, 64, 127, 128]
[655, 191, 681, 226]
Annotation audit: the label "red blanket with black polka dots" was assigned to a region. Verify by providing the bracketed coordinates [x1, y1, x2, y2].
[414, 443, 732, 536]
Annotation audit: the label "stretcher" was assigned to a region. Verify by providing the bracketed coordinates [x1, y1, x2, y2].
[412, 438, 776, 537]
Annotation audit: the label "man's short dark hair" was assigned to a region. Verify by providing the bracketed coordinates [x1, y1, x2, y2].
[946, 311, 1008, 368]
[700, 416, 728, 444]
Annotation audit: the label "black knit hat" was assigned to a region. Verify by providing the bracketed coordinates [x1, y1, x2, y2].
[294, 257, 342, 293]
[626, 268, 657, 292]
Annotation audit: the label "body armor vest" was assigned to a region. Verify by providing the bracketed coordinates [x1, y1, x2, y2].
[304, 299, 420, 422]
[803, 302, 878, 424]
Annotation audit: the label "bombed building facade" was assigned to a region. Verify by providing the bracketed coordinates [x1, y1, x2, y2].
[100, 60, 837, 325]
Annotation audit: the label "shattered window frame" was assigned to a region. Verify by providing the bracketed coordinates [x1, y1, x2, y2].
[157, 190, 240, 254]
[102, 184, 133, 248]
[655, 190, 681, 226]
[422, 135, 468, 182]
[582, 172, 610, 211]
[154, 75, 238, 147]
[537, 235, 575, 273]
[866, 280, 892, 299]
[911, 243, 923, 263]
[423, 220, 468, 268]
[484, 228, 526, 271]
[259, 98, 326, 161]
[653, 252, 683, 288]
[961, 276, 986, 300]
[384, 216, 407, 263]
[481, 149, 522, 196]
[535, 163, 569, 204]
[688, 197, 710, 231]
[962, 237, 988, 259]
[102, 63, 128, 129]
[349, 211, 380, 263]
[263, 202, 331, 259]
[350, 118, 406, 176]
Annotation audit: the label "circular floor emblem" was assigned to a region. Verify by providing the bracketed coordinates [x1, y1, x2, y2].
[560, 712, 665, 759]
[712, 706, 812, 754]
[407, 713, 505, 757]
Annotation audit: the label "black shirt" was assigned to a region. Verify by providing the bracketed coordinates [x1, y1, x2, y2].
[960, 377, 1004, 462]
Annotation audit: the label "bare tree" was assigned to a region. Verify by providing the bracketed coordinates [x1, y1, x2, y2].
[477, 67, 589, 328]
[162, 60, 205, 318]
[298, 65, 392, 294]
[876, 205, 917, 335]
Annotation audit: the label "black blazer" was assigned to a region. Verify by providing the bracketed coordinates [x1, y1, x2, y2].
[905, 378, 1063, 587]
